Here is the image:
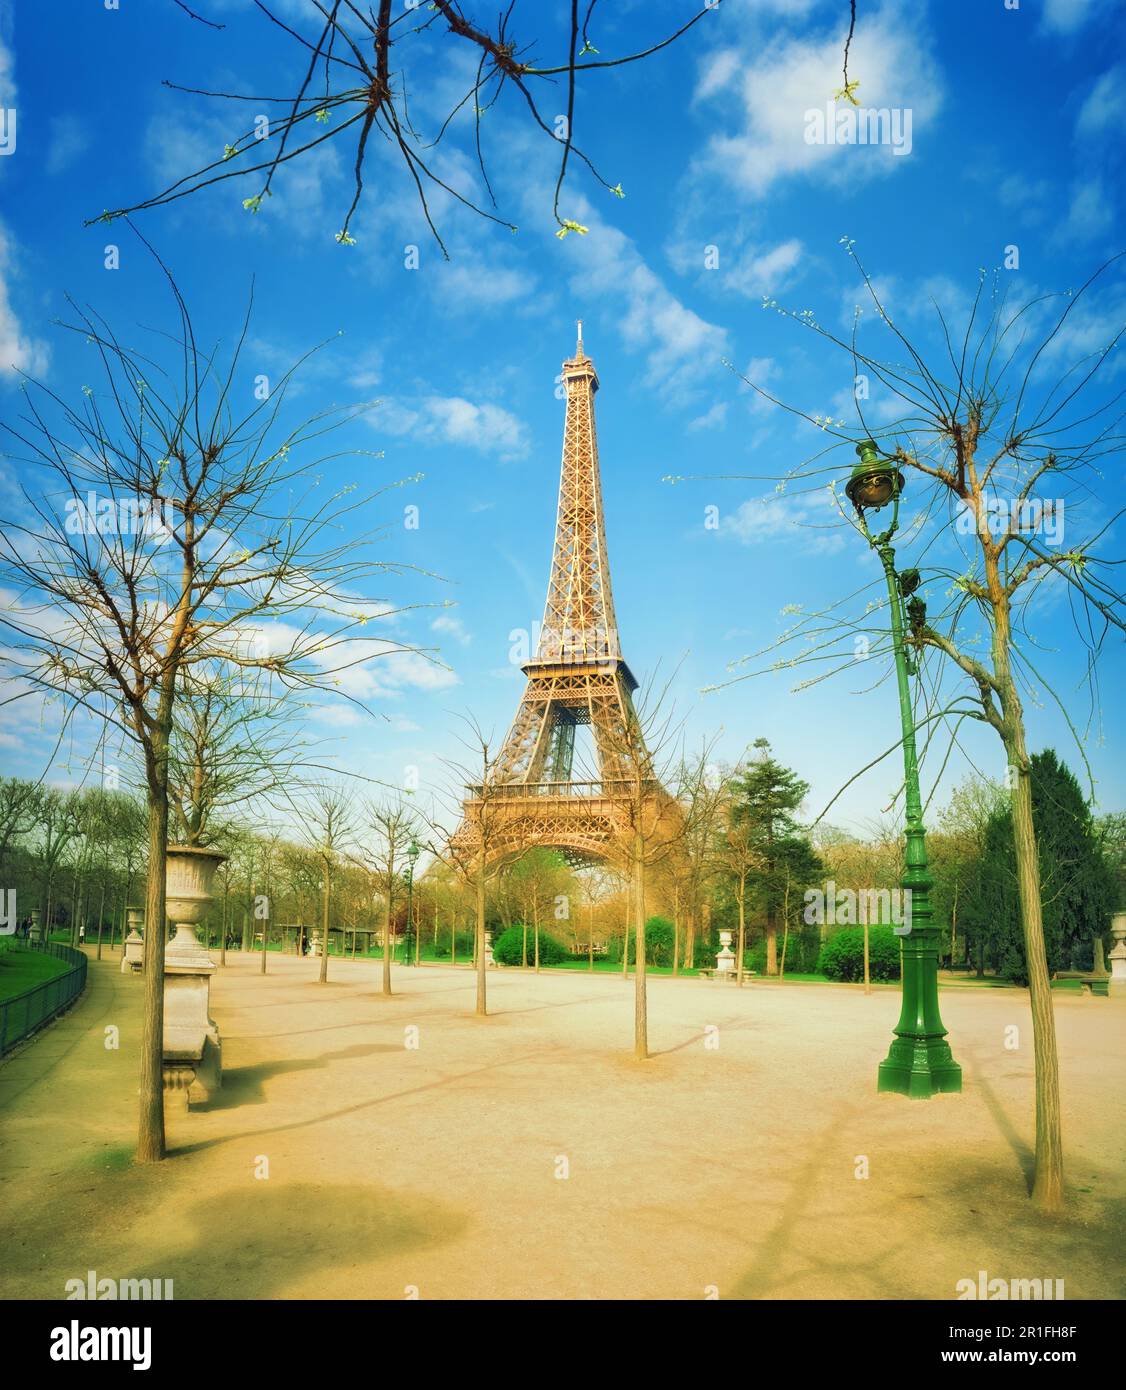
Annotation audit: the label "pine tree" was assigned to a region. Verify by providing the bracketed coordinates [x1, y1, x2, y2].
[727, 739, 821, 975]
[981, 751, 1115, 983]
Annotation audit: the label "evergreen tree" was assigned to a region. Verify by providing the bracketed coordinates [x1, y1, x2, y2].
[726, 739, 822, 975]
[981, 751, 1116, 983]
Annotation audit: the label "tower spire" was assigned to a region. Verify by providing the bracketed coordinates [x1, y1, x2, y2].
[576, 318, 584, 358]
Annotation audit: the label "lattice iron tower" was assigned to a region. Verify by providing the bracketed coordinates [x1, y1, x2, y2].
[459, 326, 674, 866]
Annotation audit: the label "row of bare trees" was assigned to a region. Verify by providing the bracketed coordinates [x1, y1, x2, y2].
[0, 257, 433, 1162]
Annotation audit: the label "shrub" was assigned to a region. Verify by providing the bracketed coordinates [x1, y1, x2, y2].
[606, 917, 678, 966]
[430, 929, 477, 960]
[492, 925, 570, 967]
[817, 926, 902, 983]
[643, 917, 675, 967]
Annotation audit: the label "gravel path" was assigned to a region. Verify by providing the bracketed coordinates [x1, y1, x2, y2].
[2, 951, 1123, 1300]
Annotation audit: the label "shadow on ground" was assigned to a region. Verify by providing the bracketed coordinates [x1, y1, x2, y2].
[200, 1043, 402, 1110]
[121, 1183, 470, 1298]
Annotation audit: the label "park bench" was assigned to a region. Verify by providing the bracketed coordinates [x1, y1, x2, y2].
[1054, 971, 1110, 997]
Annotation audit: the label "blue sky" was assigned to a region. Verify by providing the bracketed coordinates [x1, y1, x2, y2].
[1, 0, 1123, 833]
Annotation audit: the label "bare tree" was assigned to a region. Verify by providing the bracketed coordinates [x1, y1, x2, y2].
[305, 788, 357, 983]
[671, 742, 727, 970]
[717, 248, 1126, 1210]
[356, 796, 418, 996]
[97, 1, 744, 253]
[577, 677, 684, 1060]
[0, 776, 39, 884]
[715, 785, 766, 988]
[435, 718, 510, 1018]
[0, 262, 430, 1162]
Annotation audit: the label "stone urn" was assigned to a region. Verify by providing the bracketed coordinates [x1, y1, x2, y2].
[1109, 912, 1126, 999]
[484, 930, 496, 969]
[163, 846, 226, 1108]
[716, 929, 736, 974]
[121, 906, 145, 974]
[29, 907, 44, 943]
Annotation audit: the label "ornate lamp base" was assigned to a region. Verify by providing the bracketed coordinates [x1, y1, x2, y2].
[878, 1036, 962, 1098]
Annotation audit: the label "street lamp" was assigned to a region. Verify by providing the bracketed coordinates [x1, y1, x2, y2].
[407, 837, 420, 967]
[846, 440, 961, 1099]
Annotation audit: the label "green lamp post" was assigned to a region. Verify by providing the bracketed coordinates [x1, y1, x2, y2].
[845, 440, 962, 1099]
[407, 837, 420, 967]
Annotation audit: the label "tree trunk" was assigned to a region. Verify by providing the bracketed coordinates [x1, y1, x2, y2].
[863, 915, 870, 996]
[95, 868, 107, 961]
[950, 876, 959, 967]
[382, 900, 392, 997]
[736, 886, 746, 987]
[319, 863, 331, 984]
[765, 911, 778, 975]
[475, 863, 487, 1016]
[633, 847, 647, 1060]
[1011, 745, 1064, 1211]
[672, 884, 680, 977]
[137, 769, 169, 1164]
[588, 901, 594, 973]
[533, 898, 540, 974]
[622, 878, 631, 979]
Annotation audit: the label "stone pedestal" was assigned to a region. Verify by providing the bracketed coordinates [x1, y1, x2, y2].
[309, 930, 323, 958]
[1109, 912, 1126, 999]
[30, 908, 44, 943]
[121, 907, 145, 974]
[716, 929, 736, 975]
[484, 931, 496, 968]
[162, 847, 226, 1108]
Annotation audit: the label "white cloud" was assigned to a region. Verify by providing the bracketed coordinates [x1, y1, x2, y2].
[429, 254, 537, 310]
[694, 3, 943, 198]
[738, 356, 780, 415]
[1076, 66, 1126, 138]
[559, 215, 728, 399]
[374, 394, 529, 459]
[1041, 0, 1106, 33]
[143, 105, 343, 236]
[46, 115, 90, 175]
[721, 488, 846, 554]
[725, 240, 804, 299]
[1056, 177, 1113, 245]
[346, 347, 382, 392]
[0, 222, 49, 379]
[0, 29, 15, 112]
[687, 401, 729, 432]
[431, 612, 471, 646]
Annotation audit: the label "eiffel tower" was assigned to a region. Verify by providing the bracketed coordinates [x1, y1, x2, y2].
[460, 325, 674, 867]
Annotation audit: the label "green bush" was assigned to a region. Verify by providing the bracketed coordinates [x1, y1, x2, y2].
[430, 929, 477, 960]
[492, 925, 570, 966]
[817, 926, 902, 982]
[642, 917, 675, 967]
[605, 917, 677, 966]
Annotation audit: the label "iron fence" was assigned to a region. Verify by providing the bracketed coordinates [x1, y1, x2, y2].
[0, 941, 88, 1056]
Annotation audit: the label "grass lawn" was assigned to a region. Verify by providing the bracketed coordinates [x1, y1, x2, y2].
[0, 946, 72, 1002]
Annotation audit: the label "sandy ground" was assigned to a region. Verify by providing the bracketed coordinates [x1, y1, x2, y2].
[1, 950, 1124, 1301]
